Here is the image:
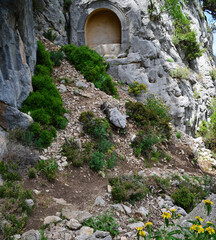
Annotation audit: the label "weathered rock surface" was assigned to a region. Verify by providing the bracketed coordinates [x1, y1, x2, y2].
[21, 230, 41, 240]
[34, 0, 68, 45]
[70, 0, 216, 136]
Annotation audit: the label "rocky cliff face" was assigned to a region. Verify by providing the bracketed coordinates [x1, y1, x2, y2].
[70, 0, 216, 136]
[0, 0, 36, 132]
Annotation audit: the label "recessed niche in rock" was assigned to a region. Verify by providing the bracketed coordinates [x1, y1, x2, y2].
[85, 9, 121, 56]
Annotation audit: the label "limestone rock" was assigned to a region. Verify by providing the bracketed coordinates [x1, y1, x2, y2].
[67, 218, 82, 230]
[25, 199, 34, 208]
[61, 208, 92, 223]
[43, 216, 62, 225]
[94, 196, 106, 207]
[127, 222, 144, 230]
[21, 230, 41, 240]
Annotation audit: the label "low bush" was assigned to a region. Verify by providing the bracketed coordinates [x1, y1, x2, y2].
[62, 44, 117, 96]
[28, 168, 37, 179]
[37, 158, 58, 181]
[210, 68, 216, 80]
[126, 97, 171, 158]
[0, 160, 22, 181]
[84, 211, 119, 237]
[128, 81, 147, 96]
[109, 175, 149, 203]
[0, 181, 33, 238]
[43, 29, 57, 43]
[171, 186, 195, 212]
[61, 139, 93, 167]
[21, 41, 67, 149]
[50, 50, 64, 67]
[79, 112, 117, 171]
[171, 66, 190, 79]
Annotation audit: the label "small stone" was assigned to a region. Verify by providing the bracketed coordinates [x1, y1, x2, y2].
[111, 204, 125, 213]
[135, 207, 149, 218]
[94, 196, 106, 207]
[107, 185, 112, 193]
[58, 84, 67, 93]
[13, 234, 21, 240]
[76, 226, 94, 236]
[93, 230, 110, 238]
[25, 199, 34, 208]
[122, 204, 132, 214]
[21, 230, 41, 240]
[67, 218, 82, 230]
[76, 80, 88, 88]
[44, 216, 62, 225]
[39, 156, 47, 161]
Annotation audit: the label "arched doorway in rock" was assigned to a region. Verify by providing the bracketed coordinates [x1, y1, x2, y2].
[85, 8, 121, 56]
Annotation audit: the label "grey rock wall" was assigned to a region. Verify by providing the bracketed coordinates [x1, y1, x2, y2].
[0, 0, 35, 131]
[70, 0, 216, 136]
[34, 0, 68, 45]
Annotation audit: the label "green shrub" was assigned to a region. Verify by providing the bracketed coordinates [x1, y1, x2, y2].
[107, 153, 117, 169]
[37, 158, 58, 181]
[210, 68, 216, 80]
[171, 66, 190, 79]
[163, 0, 204, 61]
[61, 139, 93, 167]
[131, 132, 160, 157]
[90, 151, 104, 172]
[37, 41, 53, 72]
[21, 42, 67, 149]
[176, 132, 181, 139]
[0, 181, 33, 238]
[171, 186, 195, 212]
[50, 50, 64, 66]
[128, 81, 147, 96]
[28, 168, 37, 179]
[84, 211, 119, 237]
[0, 160, 22, 181]
[62, 44, 117, 96]
[109, 175, 149, 203]
[43, 29, 57, 43]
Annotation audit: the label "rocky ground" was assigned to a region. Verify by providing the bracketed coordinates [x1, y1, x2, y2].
[2, 38, 216, 240]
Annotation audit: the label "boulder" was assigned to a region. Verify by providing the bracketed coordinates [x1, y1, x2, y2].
[21, 230, 41, 240]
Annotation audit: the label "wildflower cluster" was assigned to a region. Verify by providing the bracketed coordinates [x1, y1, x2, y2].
[128, 81, 147, 96]
[135, 199, 216, 239]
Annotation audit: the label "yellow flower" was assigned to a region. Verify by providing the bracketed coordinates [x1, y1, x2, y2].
[197, 226, 204, 234]
[195, 216, 203, 223]
[190, 224, 204, 234]
[207, 221, 213, 225]
[145, 222, 153, 227]
[171, 209, 176, 212]
[137, 227, 143, 231]
[139, 230, 146, 237]
[162, 212, 171, 219]
[206, 226, 215, 235]
[178, 214, 182, 218]
[190, 224, 197, 231]
[203, 199, 213, 205]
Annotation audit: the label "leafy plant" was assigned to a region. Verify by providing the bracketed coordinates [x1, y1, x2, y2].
[0, 160, 22, 181]
[28, 168, 37, 179]
[43, 29, 57, 42]
[176, 132, 181, 139]
[50, 50, 64, 67]
[109, 175, 149, 203]
[90, 151, 104, 172]
[171, 186, 195, 212]
[84, 211, 119, 237]
[37, 158, 58, 181]
[171, 66, 190, 79]
[210, 68, 216, 80]
[62, 44, 117, 96]
[128, 81, 147, 96]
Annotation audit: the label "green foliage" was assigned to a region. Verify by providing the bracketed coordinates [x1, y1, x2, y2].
[50, 50, 64, 67]
[163, 0, 204, 61]
[61, 139, 93, 167]
[28, 168, 37, 179]
[43, 29, 57, 43]
[128, 81, 147, 96]
[0, 160, 22, 181]
[84, 211, 119, 237]
[171, 66, 190, 79]
[90, 151, 104, 172]
[21, 41, 67, 149]
[79, 112, 117, 172]
[64, 0, 72, 8]
[37, 158, 58, 181]
[62, 44, 117, 96]
[0, 181, 33, 238]
[210, 68, 216, 80]
[171, 186, 195, 212]
[126, 98, 171, 157]
[109, 175, 149, 203]
[166, 58, 174, 62]
[176, 132, 181, 139]
[37, 41, 53, 73]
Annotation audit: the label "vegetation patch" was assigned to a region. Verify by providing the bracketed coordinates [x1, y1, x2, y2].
[0, 181, 34, 238]
[84, 211, 119, 237]
[20, 41, 67, 149]
[128, 81, 147, 96]
[36, 158, 58, 182]
[126, 97, 171, 160]
[163, 0, 204, 62]
[62, 44, 117, 96]
[109, 175, 149, 203]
